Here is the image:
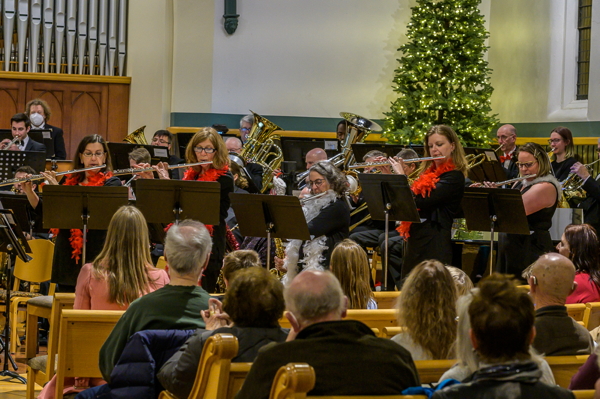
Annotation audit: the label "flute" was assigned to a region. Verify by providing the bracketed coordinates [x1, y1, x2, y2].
[111, 161, 213, 177]
[348, 156, 446, 169]
[0, 165, 106, 187]
[493, 174, 536, 187]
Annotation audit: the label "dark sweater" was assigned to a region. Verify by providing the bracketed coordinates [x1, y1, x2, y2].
[532, 305, 594, 356]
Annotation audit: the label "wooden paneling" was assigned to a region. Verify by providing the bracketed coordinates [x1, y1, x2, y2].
[0, 73, 130, 160]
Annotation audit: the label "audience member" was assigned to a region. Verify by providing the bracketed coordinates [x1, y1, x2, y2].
[432, 274, 573, 399]
[569, 346, 600, 390]
[439, 289, 555, 385]
[158, 267, 288, 399]
[25, 98, 67, 159]
[236, 270, 419, 398]
[99, 220, 212, 382]
[392, 260, 457, 360]
[557, 224, 600, 304]
[329, 239, 375, 309]
[445, 266, 474, 297]
[528, 253, 594, 356]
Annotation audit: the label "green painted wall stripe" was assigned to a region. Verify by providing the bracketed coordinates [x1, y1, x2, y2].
[171, 113, 600, 137]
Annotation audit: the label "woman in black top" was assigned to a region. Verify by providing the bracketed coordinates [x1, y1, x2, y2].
[549, 126, 577, 181]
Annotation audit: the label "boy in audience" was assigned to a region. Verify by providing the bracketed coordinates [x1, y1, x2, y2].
[235, 270, 420, 398]
[529, 253, 594, 356]
[98, 220, 212, 382]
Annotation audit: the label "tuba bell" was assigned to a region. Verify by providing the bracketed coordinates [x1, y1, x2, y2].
[124, 125, 148, 145]
[239, 111, 284, 193]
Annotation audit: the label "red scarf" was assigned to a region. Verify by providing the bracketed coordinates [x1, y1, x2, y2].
[49, 171, 112, 262]
[396, 160, 456, 239]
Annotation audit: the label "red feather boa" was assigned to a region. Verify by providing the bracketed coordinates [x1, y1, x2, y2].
[396, 160, 456, 239]
[49, 171, 112, 262]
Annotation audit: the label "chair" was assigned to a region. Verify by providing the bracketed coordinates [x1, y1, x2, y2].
[158, 333, 252, 399]
[566, 303, 588, 328]
[279, 309, 398, 336]
[268, 362, 428, 399]
[572, 390, 596, 399]
[545, 355, 590, 388]
[414, 359, 456, 384]
[156, 256, 167, 270]
[373, 291, 400, 309]
[583, 302, 600, 331]
[54, 309, 124, 399]
[0, 239, 55, 353]
[25, 293, 75, 399]
[381, 326, 407, 339]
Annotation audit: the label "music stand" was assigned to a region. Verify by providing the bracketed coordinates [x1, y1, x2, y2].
[107, 142, 170, 170]
[42, 186, 129, 264]
[0, 209, 31, 383]
[134, 180, 221, 224]
[464, 147, 507, 183]
[229, 193, 310, 269]
[358, 173, 421, 288]
[0, 193, 45, 238]
[0, 150, 46, 181]
[462, 187, 530, 274]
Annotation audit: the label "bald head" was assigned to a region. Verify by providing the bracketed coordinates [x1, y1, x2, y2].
[497, 124, 517, 154]
[284, 270, 346, 325]
[305, 148, 327, 169]
[226, 137, 243, 154]
[529, 253, 576, 308]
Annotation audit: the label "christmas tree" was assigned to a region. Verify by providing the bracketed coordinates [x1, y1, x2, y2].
[383, 0, 498, 147]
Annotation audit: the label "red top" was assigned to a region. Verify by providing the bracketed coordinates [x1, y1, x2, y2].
[566, 272, 600, 304]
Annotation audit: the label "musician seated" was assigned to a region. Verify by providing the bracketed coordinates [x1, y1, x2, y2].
[572, 138, 600, 232]
[336, 119, 348, 142]
[298, 147, 327, 196]
[7, 113, 46, 153]
[226, 162, 250, 245]
[151, 130, 184, 179]
[226, 137, 263, 191]
[240, 114, 254, 143]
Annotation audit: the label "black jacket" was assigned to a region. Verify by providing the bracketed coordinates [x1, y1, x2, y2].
[579, 176, 600, 231]
[432, 361, 574, 399]
[24, 137, 46, 153]
[235, 320, 420, 399]
[44, 124, 67, 159]
[158, 326, 288, 399]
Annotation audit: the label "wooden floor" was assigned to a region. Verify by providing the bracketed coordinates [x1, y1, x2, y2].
[0, 342, 44, 398]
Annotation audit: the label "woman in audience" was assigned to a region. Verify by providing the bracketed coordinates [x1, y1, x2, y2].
[432, 274, 571, 399]
[439, 289, 555, 385]
[215, 249, 261, 295]
[445, 266, 473, 297]
[158, 267, 288, 399]
[556, 224, 600, 304]
[38, 205, 169, 399]
[329, 239, 376, 309]
[392, 260, 456, 360]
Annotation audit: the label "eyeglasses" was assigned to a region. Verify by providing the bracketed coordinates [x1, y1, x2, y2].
[194, 146, 217, 154]
[151, 138, 170, 145]
[548, 139, 562, 144]
[240, 127, 251, 132]
[516, 161, 537, 169]
[307, 179, 326, 187]
[497, 135, 514, 141]
[82, 151, 105, 158]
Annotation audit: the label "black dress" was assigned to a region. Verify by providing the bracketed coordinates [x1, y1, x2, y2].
[552, 157, 577, 182]
[50, 176, 122, 290]
[403, 170, 465, 278]
[497, 179, 558, 279]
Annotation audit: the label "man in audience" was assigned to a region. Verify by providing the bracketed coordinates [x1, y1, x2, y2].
[25, 98, 67, 159]
[496, 124, 518, 180]
[3, 113, 46, 153]
[235, 270, 420, 399]
[99, 220, 212, 382]
[528, 253, 594, 356]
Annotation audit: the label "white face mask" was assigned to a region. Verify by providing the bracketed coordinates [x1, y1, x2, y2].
[30, 113, 44, 127]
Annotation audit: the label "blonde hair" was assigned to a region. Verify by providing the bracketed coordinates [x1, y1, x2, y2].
[417, 125, 468, 177]
[185, 127, 229, 170]
[397, 260, 457, 359]
[92, 206, 156, 306]
[445, 265, 474, 297]
[329, 239, 373, 309]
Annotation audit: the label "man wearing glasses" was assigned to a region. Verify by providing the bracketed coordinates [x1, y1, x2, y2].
[571, 138, 600, 233]
[496, 124, 519, 179]
[239, 114, 254, 143]
[151, 130, 184, 179]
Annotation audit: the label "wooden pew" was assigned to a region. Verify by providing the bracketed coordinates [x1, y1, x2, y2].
[25, 293, 75, 399]
[268, 362, 428, 399]
[566, 303, 588, 328]
[158, 333, 251, 399]
[414, 359, 456, 385]
[572, 391, 596, 399]
[546, 355, 590, 389]
[373, 291, 400, 309]
[583, 302, 600, 331]
[279, 309, 398, 336]
[54, 310, 124, 399]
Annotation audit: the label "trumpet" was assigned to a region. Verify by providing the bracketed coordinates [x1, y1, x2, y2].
[111, 161, 213, 177]
[1, 135, 22, 150]
[348, 156, 446, 170]
[0, 165, 107, 187]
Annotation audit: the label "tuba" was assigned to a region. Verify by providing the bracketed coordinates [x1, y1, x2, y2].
[123, 125, 148, 145]
[239, 111, 284, 193]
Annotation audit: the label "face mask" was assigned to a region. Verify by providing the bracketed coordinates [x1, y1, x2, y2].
[30, 113, 44, 127]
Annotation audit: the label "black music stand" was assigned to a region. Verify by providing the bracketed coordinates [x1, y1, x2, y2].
[462, 187, 530, 274]
[0, 150, 46, 182]
[358, 173, 420, 288]
[0, 193, 45, 238]
[134, 180, 221, 225]
[229, 193, 310, 270]
[464, 147, 507, 183]
[42, 186, 129, 264]
[107, 142, 170, 170]
[0, 209, 31, 383]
